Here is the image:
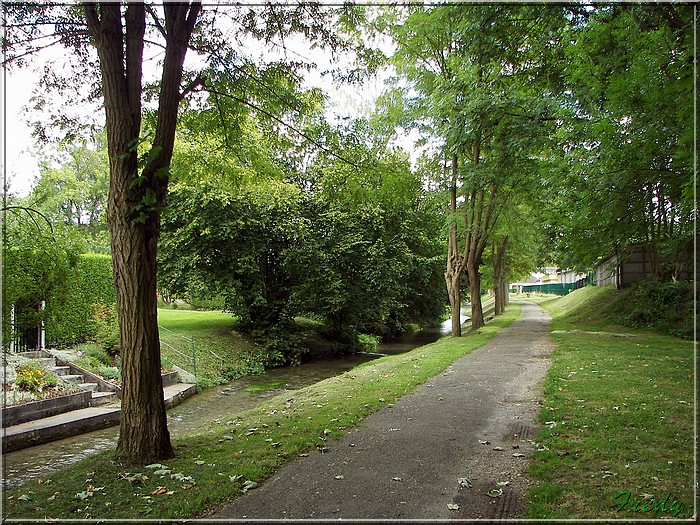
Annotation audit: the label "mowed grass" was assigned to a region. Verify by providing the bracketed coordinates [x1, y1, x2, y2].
[2, 305, 521, 520]
[158, 308, 238, 335]
[157, 309, 267, 388]
[523, 288, 695, 519]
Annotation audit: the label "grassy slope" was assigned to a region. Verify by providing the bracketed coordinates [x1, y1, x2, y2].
[3, 306, 522, 520]
[524, 287, 695, 519]
[157, 309, 266, 388]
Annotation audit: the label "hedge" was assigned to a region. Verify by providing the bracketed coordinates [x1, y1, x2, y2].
[45, 253, 115, 346]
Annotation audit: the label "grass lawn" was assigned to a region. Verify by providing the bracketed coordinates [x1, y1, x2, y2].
[522, 288, 696, 520]
[156, 308, 267, 388]
[158, 308, 238, 335]
[2, 305, 522, 520]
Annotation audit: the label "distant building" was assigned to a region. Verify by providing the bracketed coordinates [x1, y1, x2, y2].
[593, 243, 693, 288]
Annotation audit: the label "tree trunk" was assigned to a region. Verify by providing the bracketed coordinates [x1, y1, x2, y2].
[466, 257, 485, 330]
[493, 236, 509, 316]
[445, 154, 464, 337]
[85, 2, 200, 464]
[110, 196, 173, 462]
[445, 270, 462, 337]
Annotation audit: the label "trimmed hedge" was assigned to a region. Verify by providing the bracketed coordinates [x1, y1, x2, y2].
[45, 253, 115, 346]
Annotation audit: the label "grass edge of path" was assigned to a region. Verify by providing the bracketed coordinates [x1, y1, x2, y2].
[522, 290, 696, 520]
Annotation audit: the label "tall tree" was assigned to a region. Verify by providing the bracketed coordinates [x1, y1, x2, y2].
[82, 2, 201, 462]
[544, 4, 695, 280]
[386, 4, 563, 333]
[5, 1, 350, 464]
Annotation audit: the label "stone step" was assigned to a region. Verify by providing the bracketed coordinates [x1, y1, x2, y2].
[90, 391, 117, 406]
[61, 374, 84, 384]
[77, 382, 98, 393]
[52, 366, 72, 376]
[32, 357, 57, 368]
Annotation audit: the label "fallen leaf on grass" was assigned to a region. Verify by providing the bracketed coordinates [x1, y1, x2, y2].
[151, 487, 168, 495]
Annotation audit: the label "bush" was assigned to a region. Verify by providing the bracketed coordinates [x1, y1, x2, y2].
[92, 303, 120, 356]
[358, 333, 381, 353]
[608, 280, 694, 339]
[14, 363, 58, 393]
[252, 325, 309, 367]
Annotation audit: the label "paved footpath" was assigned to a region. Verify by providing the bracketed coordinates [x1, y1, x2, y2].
[204, 301, 554, 521]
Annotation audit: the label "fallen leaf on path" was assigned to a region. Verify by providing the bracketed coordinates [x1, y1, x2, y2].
[241, 480, 258, 493]
[447, 503, 460, 510]
[486, 489, 503, 498]
[458, 477, 471, 488]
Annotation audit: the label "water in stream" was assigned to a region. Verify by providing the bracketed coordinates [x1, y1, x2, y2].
[2, 321, 457, 489]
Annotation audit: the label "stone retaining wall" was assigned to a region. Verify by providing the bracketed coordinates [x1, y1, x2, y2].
[2, 390, 93, 426]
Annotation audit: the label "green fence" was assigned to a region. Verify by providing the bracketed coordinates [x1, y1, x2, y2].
[514, 276, 590, 296]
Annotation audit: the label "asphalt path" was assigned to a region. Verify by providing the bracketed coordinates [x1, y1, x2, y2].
[203, 301, 554, 521]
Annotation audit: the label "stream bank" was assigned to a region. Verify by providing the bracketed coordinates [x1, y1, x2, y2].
[2, 318, 458, 489]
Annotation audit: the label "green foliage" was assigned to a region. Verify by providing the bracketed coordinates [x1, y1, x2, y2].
[14, 363, 59, 393]
[357, 333, 380, 353]
[160, 175, 447, 364]
[541, 5, 694, 273]
[159, 181, 309, 332]
[250, 324, 309, 367]
[606, 281, 694, 339]
[44, 253, 116, 346]
[2, 203, 81, 347]
[92, 302, 120, 355]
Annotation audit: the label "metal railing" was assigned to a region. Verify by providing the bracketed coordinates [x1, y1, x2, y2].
[158, 325, 197, 381]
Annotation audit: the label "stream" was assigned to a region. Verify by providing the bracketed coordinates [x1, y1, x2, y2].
[2, 320, 458, 489]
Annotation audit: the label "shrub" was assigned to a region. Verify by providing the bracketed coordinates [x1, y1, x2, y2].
[92, 303, 120, 356]
[607, 280, 694, 339]
[358, 333, 381, 353]
[14, 363, 58, 393]
[45, 253, 116, 345]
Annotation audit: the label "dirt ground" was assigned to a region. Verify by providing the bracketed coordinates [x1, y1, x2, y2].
[202, 301, 555, 521]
